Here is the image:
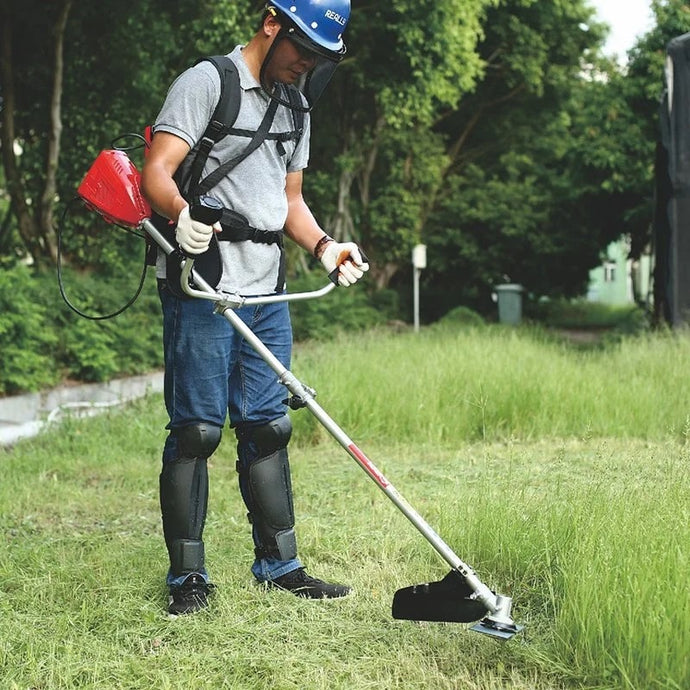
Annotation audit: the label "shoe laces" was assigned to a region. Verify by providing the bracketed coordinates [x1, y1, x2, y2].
[284, 568, 318, 585]
[175, 574, 214, 600]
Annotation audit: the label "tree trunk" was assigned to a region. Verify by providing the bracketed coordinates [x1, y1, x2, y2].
[356, 115, 389, 286]
[329, 166, 355, 242]
[0, 0, 72, 267]
[0, 0, 40, 262]
[38, 0, 73, 266]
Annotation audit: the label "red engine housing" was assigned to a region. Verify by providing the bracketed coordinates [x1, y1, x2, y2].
[77, 149, 151, 228]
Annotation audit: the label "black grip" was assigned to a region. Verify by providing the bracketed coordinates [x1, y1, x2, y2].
[189, 195, 223, 225]
[328, 248, 370, 285]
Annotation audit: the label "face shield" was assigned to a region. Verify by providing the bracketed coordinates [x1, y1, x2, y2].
[260, 22, 347, 113]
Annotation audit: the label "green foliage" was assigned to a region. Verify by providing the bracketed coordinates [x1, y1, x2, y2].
[3, 0, 258, 270]
[4, 0, 690, 330]
[288, 272, 391, 342]
[308, 0, 493, 269]
[0, 266, 60, 394]
[59, 318, 122, 383]
[54, 268, 164, 382]
[530, 298, 648, 330]
[374, 0, 491, 126]
[431, 305, 486, 330]
[0, 266, 164, 394]
[0, 261, 406, 393]
[365, 128, 449, 263]
[415, 0, 616, 317]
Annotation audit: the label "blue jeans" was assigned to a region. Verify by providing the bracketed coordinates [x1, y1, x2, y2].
[158, 281, 302, 586]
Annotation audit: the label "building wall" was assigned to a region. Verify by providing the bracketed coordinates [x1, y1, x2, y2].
[587, 240, 631, 304]
[587, 238, 652, 305]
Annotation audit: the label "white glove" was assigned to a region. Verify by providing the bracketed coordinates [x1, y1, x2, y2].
[175, 205, 220, 255]
[319, 241, 370, 287]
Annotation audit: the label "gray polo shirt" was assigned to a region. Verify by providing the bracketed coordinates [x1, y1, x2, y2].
[153, 45, 311, 296]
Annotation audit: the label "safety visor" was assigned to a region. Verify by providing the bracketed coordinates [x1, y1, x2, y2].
[260, 24, 347, 112]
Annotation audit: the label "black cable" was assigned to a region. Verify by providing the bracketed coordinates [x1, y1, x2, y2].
[111, 132, 148, 152]
[57, 197, 150, 320]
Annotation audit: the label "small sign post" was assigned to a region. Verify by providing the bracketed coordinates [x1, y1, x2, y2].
[412, 244, 427, 332]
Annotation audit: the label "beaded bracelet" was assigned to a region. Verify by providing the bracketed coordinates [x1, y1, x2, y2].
[313, 234, 334, 259]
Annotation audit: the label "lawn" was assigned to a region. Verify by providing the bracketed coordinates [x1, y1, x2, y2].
[1, 325, 688, 689]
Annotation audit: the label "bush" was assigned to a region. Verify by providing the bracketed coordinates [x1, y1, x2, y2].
[0, 265, 60, 394]
[430, 305, 486, 331]
[0, 264, 164, 394]
[54, 267, 164, 381]
[0, 263, 402, 394]
[288, 272, 389, 341]
[528, 298, 647, 330]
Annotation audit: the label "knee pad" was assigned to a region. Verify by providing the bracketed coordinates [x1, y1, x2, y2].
[235, 419, 297, 561]
[236, 415, 292, 458]
[176, 423, 222, 460]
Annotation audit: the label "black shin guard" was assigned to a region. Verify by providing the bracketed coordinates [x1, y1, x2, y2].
[236, 416, 297, 561]
[160, 423, 221, 575]
[247, 447, 297, 560]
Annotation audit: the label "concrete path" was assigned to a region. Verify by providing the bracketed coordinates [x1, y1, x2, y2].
[0, 371, 164, 446]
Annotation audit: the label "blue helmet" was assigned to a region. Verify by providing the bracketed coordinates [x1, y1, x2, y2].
[268, 0, 350, 57]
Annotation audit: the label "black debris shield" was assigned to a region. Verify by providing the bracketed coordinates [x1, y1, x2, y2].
[392, 569, 489, 623]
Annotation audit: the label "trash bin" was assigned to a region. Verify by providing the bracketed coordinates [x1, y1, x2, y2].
[495, 284, 523, 325]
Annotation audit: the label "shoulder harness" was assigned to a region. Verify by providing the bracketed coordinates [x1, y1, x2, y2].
[160, 55, 305, 296]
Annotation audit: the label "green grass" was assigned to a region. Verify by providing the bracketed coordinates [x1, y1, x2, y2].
[291, 326, 690, 444]
[527, 299, 646, 331]
[1, 325, 689, 689]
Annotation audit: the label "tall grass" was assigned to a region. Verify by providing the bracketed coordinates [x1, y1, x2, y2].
[1, 324, 689, 689]
[290, 325, 690, 444]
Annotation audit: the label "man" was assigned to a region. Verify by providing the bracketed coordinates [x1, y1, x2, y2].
[141, 0, 368, 616]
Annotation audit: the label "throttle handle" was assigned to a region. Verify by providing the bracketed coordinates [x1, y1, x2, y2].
[189, 195, 223, 225]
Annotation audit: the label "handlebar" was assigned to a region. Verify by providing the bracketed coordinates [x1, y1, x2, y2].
[141, 204, 337, 309]
[178, 258, 336, 307]
[184, 196, 338, 306]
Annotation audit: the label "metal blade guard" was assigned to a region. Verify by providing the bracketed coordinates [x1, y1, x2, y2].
[392, 568, 524, 640]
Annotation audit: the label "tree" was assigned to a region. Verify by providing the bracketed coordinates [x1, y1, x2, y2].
[305, 0, 493, 288]
[0, 0, 255, 270]
[616, 0, 690, 259]
[308, 0, 620, 313]
[0, 0, 73, 267]
[399, 0, 612, 316]
[3, 0, 682, 328]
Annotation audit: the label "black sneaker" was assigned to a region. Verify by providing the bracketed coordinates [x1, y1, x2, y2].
[168, 574, 215, 616]
[264, 568, 351, 599]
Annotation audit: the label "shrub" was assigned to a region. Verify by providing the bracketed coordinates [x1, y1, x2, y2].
[431, 305, 486, 330]
[528, 298, 647, 330]
[54, 268, 164, 381]
[0, 265, 163, 394]
[0, 265, 60, 394]
[288, 272, 387, 341]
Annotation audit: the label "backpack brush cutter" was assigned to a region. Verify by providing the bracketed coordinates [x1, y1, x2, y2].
[76, 148, 524, 640]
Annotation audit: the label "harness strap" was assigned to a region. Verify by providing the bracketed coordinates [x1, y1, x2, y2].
[217, 223, 283, 246]
[175, 60, 302, 293]
[225, 127, 301, 142]
[217, 211, 286, 292]
[195, 98, 280, 196]
[187, 120, 225, 198]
